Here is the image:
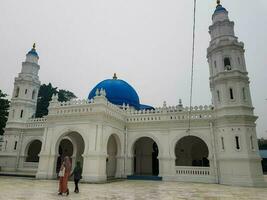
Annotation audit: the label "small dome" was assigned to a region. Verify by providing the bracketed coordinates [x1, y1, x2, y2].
[26, 43, 39, 57]
[214, 4, 227, 14]
[88, 75, 140, 109]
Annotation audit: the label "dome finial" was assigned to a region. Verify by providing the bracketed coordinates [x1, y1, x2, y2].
[216, 0, 221, 8]
[113, 73, 117, 80]
[33, 43, 36, 49]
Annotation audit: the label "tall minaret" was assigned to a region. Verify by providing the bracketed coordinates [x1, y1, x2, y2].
[207, 1, 265, 187]
[6, 44, 41, 127]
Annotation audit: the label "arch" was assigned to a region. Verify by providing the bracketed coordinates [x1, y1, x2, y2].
[132, 137, 159, 176]
[104, 133, 122, 156]
[54, 131, 85, 174]
[129, 133, 163, 157]
[170, 131, 212, 159]
[224, 57, 231, 70]
[15, 87, 20, 97]
[25, 140, 42, 162]
[174, 136, 209, 167]
[20, 110, 24, 118]
[32, 90, 36, 100]
[106, 134, 118, 178]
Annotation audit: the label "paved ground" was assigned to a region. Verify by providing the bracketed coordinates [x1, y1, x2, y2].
[0, 177, 267, 200]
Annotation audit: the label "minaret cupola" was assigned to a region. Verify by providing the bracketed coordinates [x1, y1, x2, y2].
[26, 43, 39, 64]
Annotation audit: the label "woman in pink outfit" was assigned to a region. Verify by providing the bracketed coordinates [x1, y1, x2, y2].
[58, 156, 72, 195]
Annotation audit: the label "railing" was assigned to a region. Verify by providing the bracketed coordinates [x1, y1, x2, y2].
[0, 135, 3, 152]
[26, 117, 47, 128]
[175, 166, 210, 176]
[47, 96, 214, 123]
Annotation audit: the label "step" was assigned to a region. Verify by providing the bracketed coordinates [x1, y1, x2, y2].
[127, 175, 162, 181]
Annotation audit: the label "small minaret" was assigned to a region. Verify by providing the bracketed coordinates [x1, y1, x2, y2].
[207, 1, 265, 187]
[6, 44, 41, 127]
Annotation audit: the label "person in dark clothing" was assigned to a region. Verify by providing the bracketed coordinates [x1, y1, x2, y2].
[71, 162, 82, 193]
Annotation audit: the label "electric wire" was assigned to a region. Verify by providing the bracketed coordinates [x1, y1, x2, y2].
[188, 0, 197, 132]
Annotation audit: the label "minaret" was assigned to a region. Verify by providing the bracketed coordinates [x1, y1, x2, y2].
[207, 1, 265, 187]
[6, 44, 41, 127]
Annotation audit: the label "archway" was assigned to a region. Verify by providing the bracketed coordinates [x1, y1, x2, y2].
[175, 136, 209, 167]
[26, 140, 42, 162]
[106, 135, 118, 178]
[133, 137, 159, 176]
[55, 132, 85, 174]
[56, 139, 73, 173]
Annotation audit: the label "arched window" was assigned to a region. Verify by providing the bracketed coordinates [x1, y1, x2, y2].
[175, 136, 209, 167]
[25, 89, 28, 95]
[214, 61, 217, 68]
[229, 88, 234, 100]
[14, 141, 18, 150]
[15, 87, 20, 97]
[26, 140, 42, 162]
[224, 57, 232, 71]
[221, 137, 225, 150]
[32, 90, 36, 100]
[217, 90, 220, 102]
[20, 110, 24, 118]
[235, 136, 240, 150]
[250, 135, 254, 150]
[242, 88, 246, 100]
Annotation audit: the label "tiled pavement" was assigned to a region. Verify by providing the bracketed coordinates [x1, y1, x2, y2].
[0, 176, 267, 200]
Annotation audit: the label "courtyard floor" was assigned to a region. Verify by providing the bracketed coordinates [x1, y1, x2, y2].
[0, 177, 267, 200]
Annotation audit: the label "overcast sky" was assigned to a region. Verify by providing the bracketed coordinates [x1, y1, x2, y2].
[0, 0, 266, 138]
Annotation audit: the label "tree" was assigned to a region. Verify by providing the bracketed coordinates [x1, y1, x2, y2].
[0, 90, 10, 135]
[35, 83, 76, 118]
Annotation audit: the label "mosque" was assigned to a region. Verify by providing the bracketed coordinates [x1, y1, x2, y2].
[0, 2, 266, 187]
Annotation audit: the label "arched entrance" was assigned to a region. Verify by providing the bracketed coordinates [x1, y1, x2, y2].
[26, 140, 42, 162]
[55, 132, 85, 174]
[133, 137, 159, 176]
[106, 135, 118, 178]
[175, 136, 209, 167]
[56, 139, 73, 173]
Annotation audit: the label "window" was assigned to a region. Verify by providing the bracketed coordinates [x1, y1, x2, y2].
[250, 135, 254, 150]
[12, 110, 15, 118]
[14, 141, 18, 150]
[214, 61, 217, 68]
[217, 90, 220, 102]
[20, 110, 23, 118]
[32, 90, 36, 100]
[221, 137, 225, 150]
[235, 136, 240, 150]
[15, 87, 20, 97]
[242, 88, 246, 100]
[25, 89, 28, 95]
[238, 57, 241, 65]
[224, 57, 231, 71]
[229, 88, 234, 100]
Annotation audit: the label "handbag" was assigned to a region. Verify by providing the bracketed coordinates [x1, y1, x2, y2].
[58, 167, 65, 177]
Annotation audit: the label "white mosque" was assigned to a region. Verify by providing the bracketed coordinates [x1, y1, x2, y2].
[0, 2, 266, 187]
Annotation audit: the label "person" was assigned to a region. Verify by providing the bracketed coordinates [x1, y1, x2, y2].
[58, 156, 72, 196]
[71, 161, 82, 193]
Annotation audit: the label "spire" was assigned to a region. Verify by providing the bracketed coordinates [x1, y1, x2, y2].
[214, 0, 227, 14]
[113, 73, 118, 80]
[26, 43, 39, 58]
[216, 0, 221, 7]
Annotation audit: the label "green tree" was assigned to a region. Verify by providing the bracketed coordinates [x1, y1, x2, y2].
[0, 90, 10, 135]
[35, 83, 76, 118]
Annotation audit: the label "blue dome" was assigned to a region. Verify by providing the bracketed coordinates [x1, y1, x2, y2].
[27, 48, 38, 57]
[214, 5, 227, 14]
[88, 77, 140, 110]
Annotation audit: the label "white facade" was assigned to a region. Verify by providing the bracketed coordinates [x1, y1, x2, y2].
[0, 3, 266, 187]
